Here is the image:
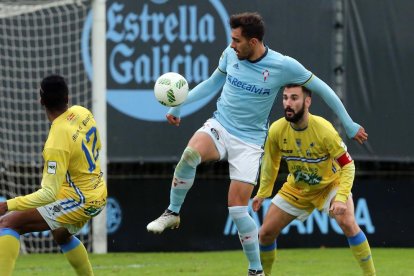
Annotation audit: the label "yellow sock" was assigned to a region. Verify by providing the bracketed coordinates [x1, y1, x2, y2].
[0, 228, 20, 276]
[348, 231, 376, 276]
[260, 241, 277, 276]
[61, 236, 94, 276]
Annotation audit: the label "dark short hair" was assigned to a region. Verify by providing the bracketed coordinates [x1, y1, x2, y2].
[285, 84, 312, 97]
[40, 74, 69, 111]
[230, 12, 265, 41]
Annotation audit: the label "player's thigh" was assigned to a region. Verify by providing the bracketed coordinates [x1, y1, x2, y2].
[188, 130, 220, 162]
[0, 209, 49, 234]
[333, 196, 360, 236]
[228, 180, 255, 206]
[260, 203, 296, 240]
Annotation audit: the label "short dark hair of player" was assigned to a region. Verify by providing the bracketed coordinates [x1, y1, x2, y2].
[285, 84, 312, 97]
[230, 12, 265, 41]
[40, 74, 69, 112]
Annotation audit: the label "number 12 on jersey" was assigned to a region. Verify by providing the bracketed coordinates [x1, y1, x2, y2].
[82, 126, 99, 172]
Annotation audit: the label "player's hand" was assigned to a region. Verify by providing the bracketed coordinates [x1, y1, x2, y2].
[353, 127, 368, 144]
[0, 202, 8, 216]
[329, 201, 347, 217]
[166, 113, 180, 126]
[252, 196, 265, 212]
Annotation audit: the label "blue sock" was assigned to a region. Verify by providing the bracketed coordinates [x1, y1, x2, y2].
[260, 240, 277, 275]
[229, 206, 262, 271]
[347, 231, 376, 275]
[60, 236, 93, 275]
[168, 147, 201, 213]
[60, 236, 81, 253]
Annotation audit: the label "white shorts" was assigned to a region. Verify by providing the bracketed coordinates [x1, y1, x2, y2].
[197, 118, 264, 185]
[271, 188, 339, 222]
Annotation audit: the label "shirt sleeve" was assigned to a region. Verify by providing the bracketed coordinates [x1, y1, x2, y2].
[257, 124, 282, 198]
[282, 56, 313, 85]
[7, 148, 69, 211]
[217, 46, 229, 73]
[325, 129, 355, 203]
[168, 47, 229, 118]
[336, 161, 355, 203]
[304, 75, 360, 138]
[167, 69, 226, 118]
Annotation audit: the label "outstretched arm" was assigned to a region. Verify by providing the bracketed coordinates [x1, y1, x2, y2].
[166, 69, 226, 126]
[253, 124, 282, 212]
[5, 148, 67, 212]
[304, 75, 368, 143]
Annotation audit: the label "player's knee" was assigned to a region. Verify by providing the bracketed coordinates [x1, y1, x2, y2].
[180, 147, 201, 168]
[259, 227, 278, 244]
[0, 216, 16, 231]
[52, 228, 72, 245]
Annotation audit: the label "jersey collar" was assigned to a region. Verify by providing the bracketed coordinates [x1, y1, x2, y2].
[248, 45, 268, 63]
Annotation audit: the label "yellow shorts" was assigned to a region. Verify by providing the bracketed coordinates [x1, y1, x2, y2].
[273, 180, 340, 221]
[37, 192, 106, 234]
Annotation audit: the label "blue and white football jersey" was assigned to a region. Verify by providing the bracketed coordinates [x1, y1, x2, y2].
[214, 45, 312, 146]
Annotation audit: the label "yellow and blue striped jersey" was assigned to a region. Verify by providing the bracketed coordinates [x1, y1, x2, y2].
[7, 105, 106, 214]
[258, 114, 354, 203]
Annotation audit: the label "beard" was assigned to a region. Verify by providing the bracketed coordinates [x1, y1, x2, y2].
[236, 51, 249, 60]
[284, 103, 305, 123]
[235, 47, 253, 60]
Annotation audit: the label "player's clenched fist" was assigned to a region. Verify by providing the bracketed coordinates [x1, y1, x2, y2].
[329, 201, 347, 217]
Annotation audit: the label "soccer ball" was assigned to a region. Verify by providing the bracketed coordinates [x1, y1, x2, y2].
[154, 72, 189, 107]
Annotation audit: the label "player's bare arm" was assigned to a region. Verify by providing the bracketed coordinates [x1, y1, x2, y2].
[353, 127, 368, 144]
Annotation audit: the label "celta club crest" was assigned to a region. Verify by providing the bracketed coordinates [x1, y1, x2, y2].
[173, 177, 186, 187]
[262, 69, 269, 81]
[240, 235, 252, 243]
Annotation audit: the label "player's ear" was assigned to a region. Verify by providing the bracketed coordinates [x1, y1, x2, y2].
[249, 38, 258, 47]
[305, 95, 312, 107]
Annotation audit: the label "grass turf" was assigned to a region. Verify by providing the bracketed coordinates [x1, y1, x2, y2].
[13, 248, 413, 275]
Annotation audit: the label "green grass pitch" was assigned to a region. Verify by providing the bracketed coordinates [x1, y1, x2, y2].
[14, 248, 413, 275]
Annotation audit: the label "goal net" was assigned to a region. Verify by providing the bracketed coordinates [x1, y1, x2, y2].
[0, 0, 93, 253]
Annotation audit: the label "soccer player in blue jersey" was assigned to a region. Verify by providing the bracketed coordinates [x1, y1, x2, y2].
[0, 75, 107, 276]
[147, 12, 368, 276]
[253, 85, 375, 275]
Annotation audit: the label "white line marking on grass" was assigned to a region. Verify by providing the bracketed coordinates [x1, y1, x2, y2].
[93, 264, 144, 270]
